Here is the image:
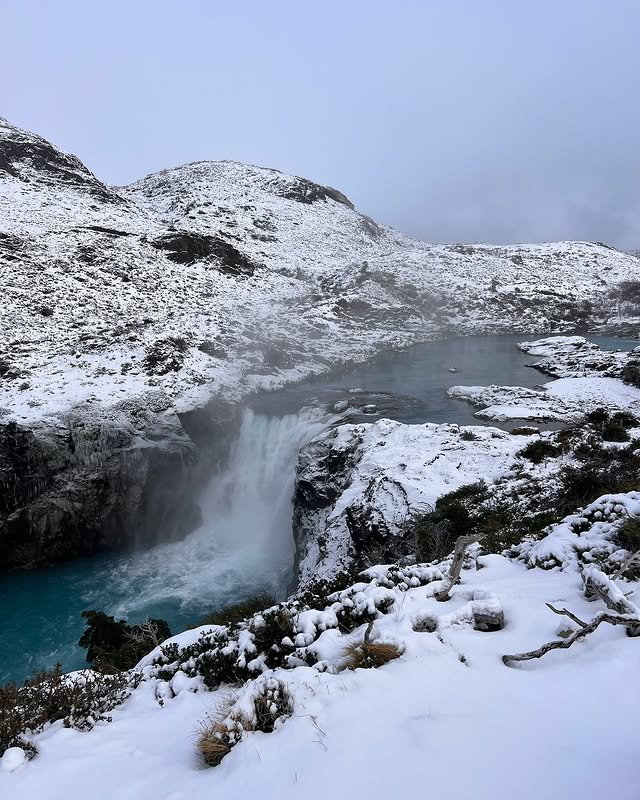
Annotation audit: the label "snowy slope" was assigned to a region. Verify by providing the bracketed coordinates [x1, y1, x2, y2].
[2, 543, 640, 799]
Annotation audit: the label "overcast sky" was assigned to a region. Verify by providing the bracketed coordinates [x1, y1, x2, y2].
[2, 1, 639, 248]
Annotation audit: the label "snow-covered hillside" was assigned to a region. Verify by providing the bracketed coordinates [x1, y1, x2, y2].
[2, 116, 640, 428]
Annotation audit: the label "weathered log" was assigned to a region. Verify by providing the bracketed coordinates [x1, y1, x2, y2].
[503, 611, 639, 665]
[434, 534, 482, 602]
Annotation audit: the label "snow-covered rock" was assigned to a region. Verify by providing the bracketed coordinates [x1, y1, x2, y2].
[449, 337, 640, 423]
[449, 377, 640, 423]
[292, 419, 529, 586]
[517, 335, 633, 378]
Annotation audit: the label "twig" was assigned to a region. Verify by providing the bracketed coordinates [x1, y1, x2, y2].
[544, 603, 587, 628]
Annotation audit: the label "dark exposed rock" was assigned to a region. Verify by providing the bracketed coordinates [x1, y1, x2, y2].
[198, 340, 227, 359]
[0, 412, 201, 569]
[0, 118, 123, 204]
[276, 177, 354, 209]
[151, 230, 256, 275]
[0, 395, 241, 570]
[75, 225, 133, 237]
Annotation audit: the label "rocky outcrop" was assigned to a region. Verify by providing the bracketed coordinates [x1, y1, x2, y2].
[0, 116, 123, 204]
[151, 230, 256, 274]
[291, 419, 528, 588]
[517, 335, 636, 378]
[273, 176, 354, 209]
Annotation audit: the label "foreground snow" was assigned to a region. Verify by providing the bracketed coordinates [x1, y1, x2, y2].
[2, 553, 639, 800]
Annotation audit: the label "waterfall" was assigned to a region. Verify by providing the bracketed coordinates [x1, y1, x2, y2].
[104, 405, 333, 622]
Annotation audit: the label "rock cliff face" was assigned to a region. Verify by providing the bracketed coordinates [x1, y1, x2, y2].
[0, 400, 210, 568]
[2, 116, 640, 567]
[0, 388, 242, 568]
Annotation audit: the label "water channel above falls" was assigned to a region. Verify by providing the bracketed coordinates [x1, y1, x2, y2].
[1, 334, 637, 683]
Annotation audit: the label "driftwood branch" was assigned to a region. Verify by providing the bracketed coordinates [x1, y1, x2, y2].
[503, 611, 639, 665]
[434, 534, 482, 602]
[582, 566, 640, 636]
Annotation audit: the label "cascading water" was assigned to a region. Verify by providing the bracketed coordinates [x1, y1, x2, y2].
[0, 406, 333, 683]
[106, 405, 334, 617]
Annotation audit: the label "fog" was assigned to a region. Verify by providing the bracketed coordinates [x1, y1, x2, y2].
[2, 0, 639, 247]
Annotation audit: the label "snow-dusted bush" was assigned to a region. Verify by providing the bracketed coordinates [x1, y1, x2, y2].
[198, 678, 293, 767]
[0, 665, 135, 759]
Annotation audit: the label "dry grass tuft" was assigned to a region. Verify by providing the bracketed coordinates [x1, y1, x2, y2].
[199, 733, 232, 767]
[341, 638, 403, 670]
[197, 680, 293, 767]
[197, 697, 238, 767]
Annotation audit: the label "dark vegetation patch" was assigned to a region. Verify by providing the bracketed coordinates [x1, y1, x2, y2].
[517, 438, 562, 463]
[143, 336, 189, 374]
[612, 516, 640, 556]
[200, 594, 276, 628]
[406, 482, 559, 559]
[622, 358, 640, 388]
[79, 610, 171, 672]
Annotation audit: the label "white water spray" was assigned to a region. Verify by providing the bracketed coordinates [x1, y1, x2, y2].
[104, 406, 332, 619]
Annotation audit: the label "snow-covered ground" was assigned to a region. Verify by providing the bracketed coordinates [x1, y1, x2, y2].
[3, 544, 640, 800]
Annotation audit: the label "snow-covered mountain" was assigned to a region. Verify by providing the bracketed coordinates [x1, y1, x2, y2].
[2, 116, 639, 427]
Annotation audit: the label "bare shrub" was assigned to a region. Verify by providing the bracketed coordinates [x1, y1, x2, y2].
[1, 665, 134, 758]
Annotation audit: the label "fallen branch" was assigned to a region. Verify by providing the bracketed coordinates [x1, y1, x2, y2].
[582, 566, 640, 637]
[434, 534, 482, 602]
[503, 611, 639, 665]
